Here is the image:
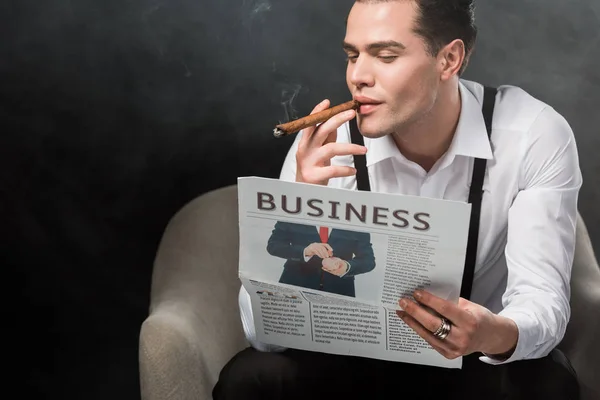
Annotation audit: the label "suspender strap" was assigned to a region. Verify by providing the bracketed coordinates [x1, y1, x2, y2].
[349, 86, 497, 300]
[459, 86, 496, 300]
[349, 121, 371, 191]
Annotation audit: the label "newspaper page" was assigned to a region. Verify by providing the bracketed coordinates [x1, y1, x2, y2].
[237, 176, 472, 369]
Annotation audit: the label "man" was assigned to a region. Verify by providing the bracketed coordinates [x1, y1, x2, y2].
[214, 1, 582, 399]
[266, 221, 376, 297]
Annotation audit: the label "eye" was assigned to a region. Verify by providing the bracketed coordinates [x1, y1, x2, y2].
[345, 54, 358, 63]
[378, 55, 398, 63]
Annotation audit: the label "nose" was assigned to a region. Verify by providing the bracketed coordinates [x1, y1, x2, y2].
[348, 55, 375, 89]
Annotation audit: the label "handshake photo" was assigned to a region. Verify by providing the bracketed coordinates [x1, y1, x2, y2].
[303, 242, 351, 277]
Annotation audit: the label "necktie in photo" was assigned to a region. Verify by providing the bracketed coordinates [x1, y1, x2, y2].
[319, 226, 329, 243]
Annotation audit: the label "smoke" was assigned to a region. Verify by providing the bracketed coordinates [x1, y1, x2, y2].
[280, 83, 303, 121]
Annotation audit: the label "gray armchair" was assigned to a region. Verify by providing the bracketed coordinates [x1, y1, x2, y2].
[139, 184, 600, 400]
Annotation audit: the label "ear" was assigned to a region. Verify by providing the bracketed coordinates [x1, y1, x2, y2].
[438, 39, 466, 80]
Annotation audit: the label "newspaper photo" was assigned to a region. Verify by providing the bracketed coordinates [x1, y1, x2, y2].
[237, 176, 472, 369]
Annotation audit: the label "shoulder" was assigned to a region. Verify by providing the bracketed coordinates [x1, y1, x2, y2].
[336, 227, 371, 240]
[462, 79, 573, 141]
[275, 221, 306, 230]
[497, 86, 572, 145]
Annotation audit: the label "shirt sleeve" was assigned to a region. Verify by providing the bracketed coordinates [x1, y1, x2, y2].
[238, 286, 288, 352]
[479, 106, 583, 365]
[236, 134, 303, 352]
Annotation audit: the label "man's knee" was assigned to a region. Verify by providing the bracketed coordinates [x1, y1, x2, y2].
[212, 347, 299, 400]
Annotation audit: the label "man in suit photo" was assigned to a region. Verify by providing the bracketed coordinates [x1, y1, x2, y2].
[266, 221, 376, 297]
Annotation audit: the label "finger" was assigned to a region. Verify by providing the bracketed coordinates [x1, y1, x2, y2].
[320, 245, 333, 258]
[399, 298, 444, 334]
[315, 143, 367, 165]
[298, 99, 330, 149]
[413, 290, 467, 326]
[311, 109, 356, 147]
[317, 246, 330, 259]
[311, 99, 331, 114]
[396, 312, 456, 357]
[301, 165, 358, 183]
[323, 127, 337, 146]
[318, 243, 331, 252]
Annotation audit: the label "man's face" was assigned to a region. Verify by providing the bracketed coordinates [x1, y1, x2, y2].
[344, 1, 441, 138]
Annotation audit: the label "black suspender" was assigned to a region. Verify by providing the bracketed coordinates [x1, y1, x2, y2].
[349, 119, 371, 192]
[460, 86, 496, 299]
[348, 86, 497, 300]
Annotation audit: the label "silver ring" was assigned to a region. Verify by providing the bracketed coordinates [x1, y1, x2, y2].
[433, 317, 451, 340]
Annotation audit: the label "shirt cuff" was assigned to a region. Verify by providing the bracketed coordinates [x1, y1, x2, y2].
[303, 249, 310, 262]
[339, 261, 351, 277]
[479, 309, 538, 365]
[239, 287, 288, 353]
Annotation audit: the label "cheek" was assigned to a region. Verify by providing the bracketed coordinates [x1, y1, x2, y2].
[385, 61, 435, 101]
[345, 64, 354, 88]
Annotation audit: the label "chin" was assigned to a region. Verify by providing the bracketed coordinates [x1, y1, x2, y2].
[356, 117, 393, 139]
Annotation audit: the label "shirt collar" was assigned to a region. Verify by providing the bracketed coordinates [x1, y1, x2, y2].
[364, 134, 399, 167]
[448, 80, 494, 161]
[363, 80, 493, 168]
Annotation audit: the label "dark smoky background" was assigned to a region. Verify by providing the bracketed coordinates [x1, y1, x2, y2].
[1, 0, 598, 398]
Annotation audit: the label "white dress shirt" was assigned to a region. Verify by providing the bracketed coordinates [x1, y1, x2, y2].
[238, 79, 583, 365]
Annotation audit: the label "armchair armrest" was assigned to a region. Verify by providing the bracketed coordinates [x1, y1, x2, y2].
[139, 185, 247, 400]
[559, 212, 600, 400]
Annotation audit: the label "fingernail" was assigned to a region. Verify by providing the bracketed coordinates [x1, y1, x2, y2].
[399, 299, 408, 309]
[414, 290, 423, 300]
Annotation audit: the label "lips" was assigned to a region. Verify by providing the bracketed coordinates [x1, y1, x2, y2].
[358, 104, 380, 114]
[354, 96, 382, 115]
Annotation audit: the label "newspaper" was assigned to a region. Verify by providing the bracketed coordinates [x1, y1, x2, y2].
[237, 176, 472, 369]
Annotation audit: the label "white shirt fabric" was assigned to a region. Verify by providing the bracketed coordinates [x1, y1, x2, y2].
[238, 79, 583, 365]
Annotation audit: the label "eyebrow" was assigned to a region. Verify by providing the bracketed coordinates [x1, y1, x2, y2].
[342, 40, 406, 52]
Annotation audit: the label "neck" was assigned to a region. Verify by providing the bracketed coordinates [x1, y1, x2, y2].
[392, 83, 462, 172]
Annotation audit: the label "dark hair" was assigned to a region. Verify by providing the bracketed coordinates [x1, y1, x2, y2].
[356, 0, 478, 75]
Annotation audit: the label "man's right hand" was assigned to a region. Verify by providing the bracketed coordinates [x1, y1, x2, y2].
[304, 243, 333, 259]
[295, 99, 367, 186]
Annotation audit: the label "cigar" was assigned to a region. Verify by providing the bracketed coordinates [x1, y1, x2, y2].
[273, 100, 360, 138]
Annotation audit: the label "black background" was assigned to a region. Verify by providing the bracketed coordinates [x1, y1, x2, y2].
[2, 0, 598, 398]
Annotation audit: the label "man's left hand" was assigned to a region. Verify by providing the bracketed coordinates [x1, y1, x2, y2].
[397, 290, 518, 360]
[322, 257, 348, 277]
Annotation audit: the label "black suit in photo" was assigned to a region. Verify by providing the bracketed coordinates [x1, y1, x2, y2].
[266, 221, 376, 297]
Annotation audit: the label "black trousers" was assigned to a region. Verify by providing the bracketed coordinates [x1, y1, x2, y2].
[212, 347, 579, 400]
